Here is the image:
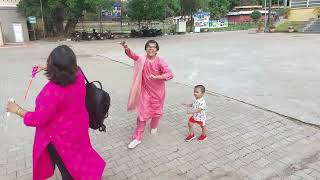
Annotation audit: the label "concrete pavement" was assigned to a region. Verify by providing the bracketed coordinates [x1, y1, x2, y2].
[0, 33, 320, 179]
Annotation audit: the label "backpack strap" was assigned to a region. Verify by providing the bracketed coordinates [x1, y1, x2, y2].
[78, 67, 90, 84]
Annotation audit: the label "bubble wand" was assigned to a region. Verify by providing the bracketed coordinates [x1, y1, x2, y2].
[24, 66, 38, 100]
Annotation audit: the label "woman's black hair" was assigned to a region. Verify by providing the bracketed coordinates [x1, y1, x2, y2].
[45, 45, 78, 87]
[144, 40, 160, 51]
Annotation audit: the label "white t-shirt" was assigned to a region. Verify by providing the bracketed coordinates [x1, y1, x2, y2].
[192, 97, 207, 123]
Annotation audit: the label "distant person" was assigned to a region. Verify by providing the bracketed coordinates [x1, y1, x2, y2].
[120, 40, 174, 149]
[183, 85, 207, 142]
[6, 45, 106, 180]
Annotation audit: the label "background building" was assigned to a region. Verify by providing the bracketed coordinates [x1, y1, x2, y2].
[0, 0, 29, 44]
[227, 6, 275, 24]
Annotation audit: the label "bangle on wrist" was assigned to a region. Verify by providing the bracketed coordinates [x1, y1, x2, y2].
[17, 108, 22, 115]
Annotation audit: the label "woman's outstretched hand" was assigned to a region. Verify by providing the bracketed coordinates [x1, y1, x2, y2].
[6, 100, 19, 114]
[34, 65, 47, 73]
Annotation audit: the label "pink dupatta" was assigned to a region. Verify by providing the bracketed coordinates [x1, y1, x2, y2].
[127, 52, 146, 111]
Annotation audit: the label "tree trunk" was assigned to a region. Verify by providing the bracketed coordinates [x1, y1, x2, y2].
[267, 0, 272, 29]
[189, 13, 193, 32]
[44, 18, 54, 37]
[54, 21, 64, 35]
[53, 8, 65, 36]
[65, 18, 79, 35]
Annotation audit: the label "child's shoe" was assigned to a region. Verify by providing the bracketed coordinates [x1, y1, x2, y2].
[198, 134, 207, 142]
[185, 134, 195, 142]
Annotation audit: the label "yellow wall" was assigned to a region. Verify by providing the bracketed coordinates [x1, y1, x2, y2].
[289, 8, 318, 21]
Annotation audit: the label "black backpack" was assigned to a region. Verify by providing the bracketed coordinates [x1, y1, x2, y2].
[79, 68, 110, 132]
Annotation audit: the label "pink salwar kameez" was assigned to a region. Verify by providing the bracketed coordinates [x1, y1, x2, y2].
[125, 48, 173, 140]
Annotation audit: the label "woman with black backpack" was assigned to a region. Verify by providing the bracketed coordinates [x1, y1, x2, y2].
[6, 45, 106, 180]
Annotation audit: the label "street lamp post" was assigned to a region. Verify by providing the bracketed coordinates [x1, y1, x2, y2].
[120, 0, 123, 32]
[39, 0, 45, 38]
[264, 0, 267, 32]
[163, 6, 166, 34]
[267, 0, 272, 30]
[284, 0, 288, 8]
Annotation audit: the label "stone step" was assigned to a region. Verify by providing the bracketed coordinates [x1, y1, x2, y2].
[308, 26, 320, 29]
[304, 30, 320, 33]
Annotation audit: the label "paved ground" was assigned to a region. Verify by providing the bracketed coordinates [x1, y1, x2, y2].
[0, 32, 320, 180]
[70, 32, 320, 125]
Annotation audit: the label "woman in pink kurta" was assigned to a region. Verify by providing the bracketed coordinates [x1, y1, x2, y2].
[6, 45, 106, 180]
[120, 40, 173, 149]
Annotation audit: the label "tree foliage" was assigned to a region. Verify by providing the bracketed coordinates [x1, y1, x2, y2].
[17, 0, 112, 35]
[17, 0, 283, 36]
[208, 0, 231, 19]
[128, 0, 176, 25]
[250, 10, 262, 23]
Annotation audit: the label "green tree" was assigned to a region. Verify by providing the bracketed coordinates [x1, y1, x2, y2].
[17, 0, 112, 35]
[250, 10, 262, 23]
[127, 0, 146, 28]
[17, 0, 65, 35]
[145, 0, 166, 22]
[208, 0, 230, 19]
[166, 0, 181, 17]
[197, 0, 210, 11]
[128, 0, 173, 27]
[180, 0, 196, 15]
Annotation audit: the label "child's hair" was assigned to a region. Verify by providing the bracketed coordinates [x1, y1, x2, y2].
[194, 85, 205, 93]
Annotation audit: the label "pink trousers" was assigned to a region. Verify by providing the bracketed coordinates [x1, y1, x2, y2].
[132, 116, 161, 140]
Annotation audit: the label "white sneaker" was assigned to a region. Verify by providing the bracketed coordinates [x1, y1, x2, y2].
[151, 128, 157, 134]
[128, 139, 141, 149]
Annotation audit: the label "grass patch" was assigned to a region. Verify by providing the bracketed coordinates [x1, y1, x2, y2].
[276, 21, 306, 32]
[208, 23, 257, 32]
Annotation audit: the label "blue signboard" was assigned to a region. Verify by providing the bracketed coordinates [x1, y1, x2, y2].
[28, 16, 37, 24]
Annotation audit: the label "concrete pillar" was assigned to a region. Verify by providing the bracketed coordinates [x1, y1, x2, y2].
[0, 22, 4, 46]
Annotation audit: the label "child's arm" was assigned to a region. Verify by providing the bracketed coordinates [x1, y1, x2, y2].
[182, 103, 192, 107]
[188, 100, 206, 114]
[187, 108, 203, 115]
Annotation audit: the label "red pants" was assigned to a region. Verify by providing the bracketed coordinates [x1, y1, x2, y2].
[189, 117, 204, 127]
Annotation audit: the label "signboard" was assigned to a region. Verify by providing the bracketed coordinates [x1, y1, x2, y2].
[28, 16, 37, 24]
[193, 12, 228, 32]
[209, 19, 228, 28]
[112, 3, 121, 17]
[102, 3, 122, 21]
[13, 23, 24, 43]
[193, 12, 210, 28]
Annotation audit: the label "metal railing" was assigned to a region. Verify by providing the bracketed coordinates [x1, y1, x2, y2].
[290, 0, 320, 8]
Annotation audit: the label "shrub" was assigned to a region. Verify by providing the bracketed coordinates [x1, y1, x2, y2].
[250, 11, 262, 23]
